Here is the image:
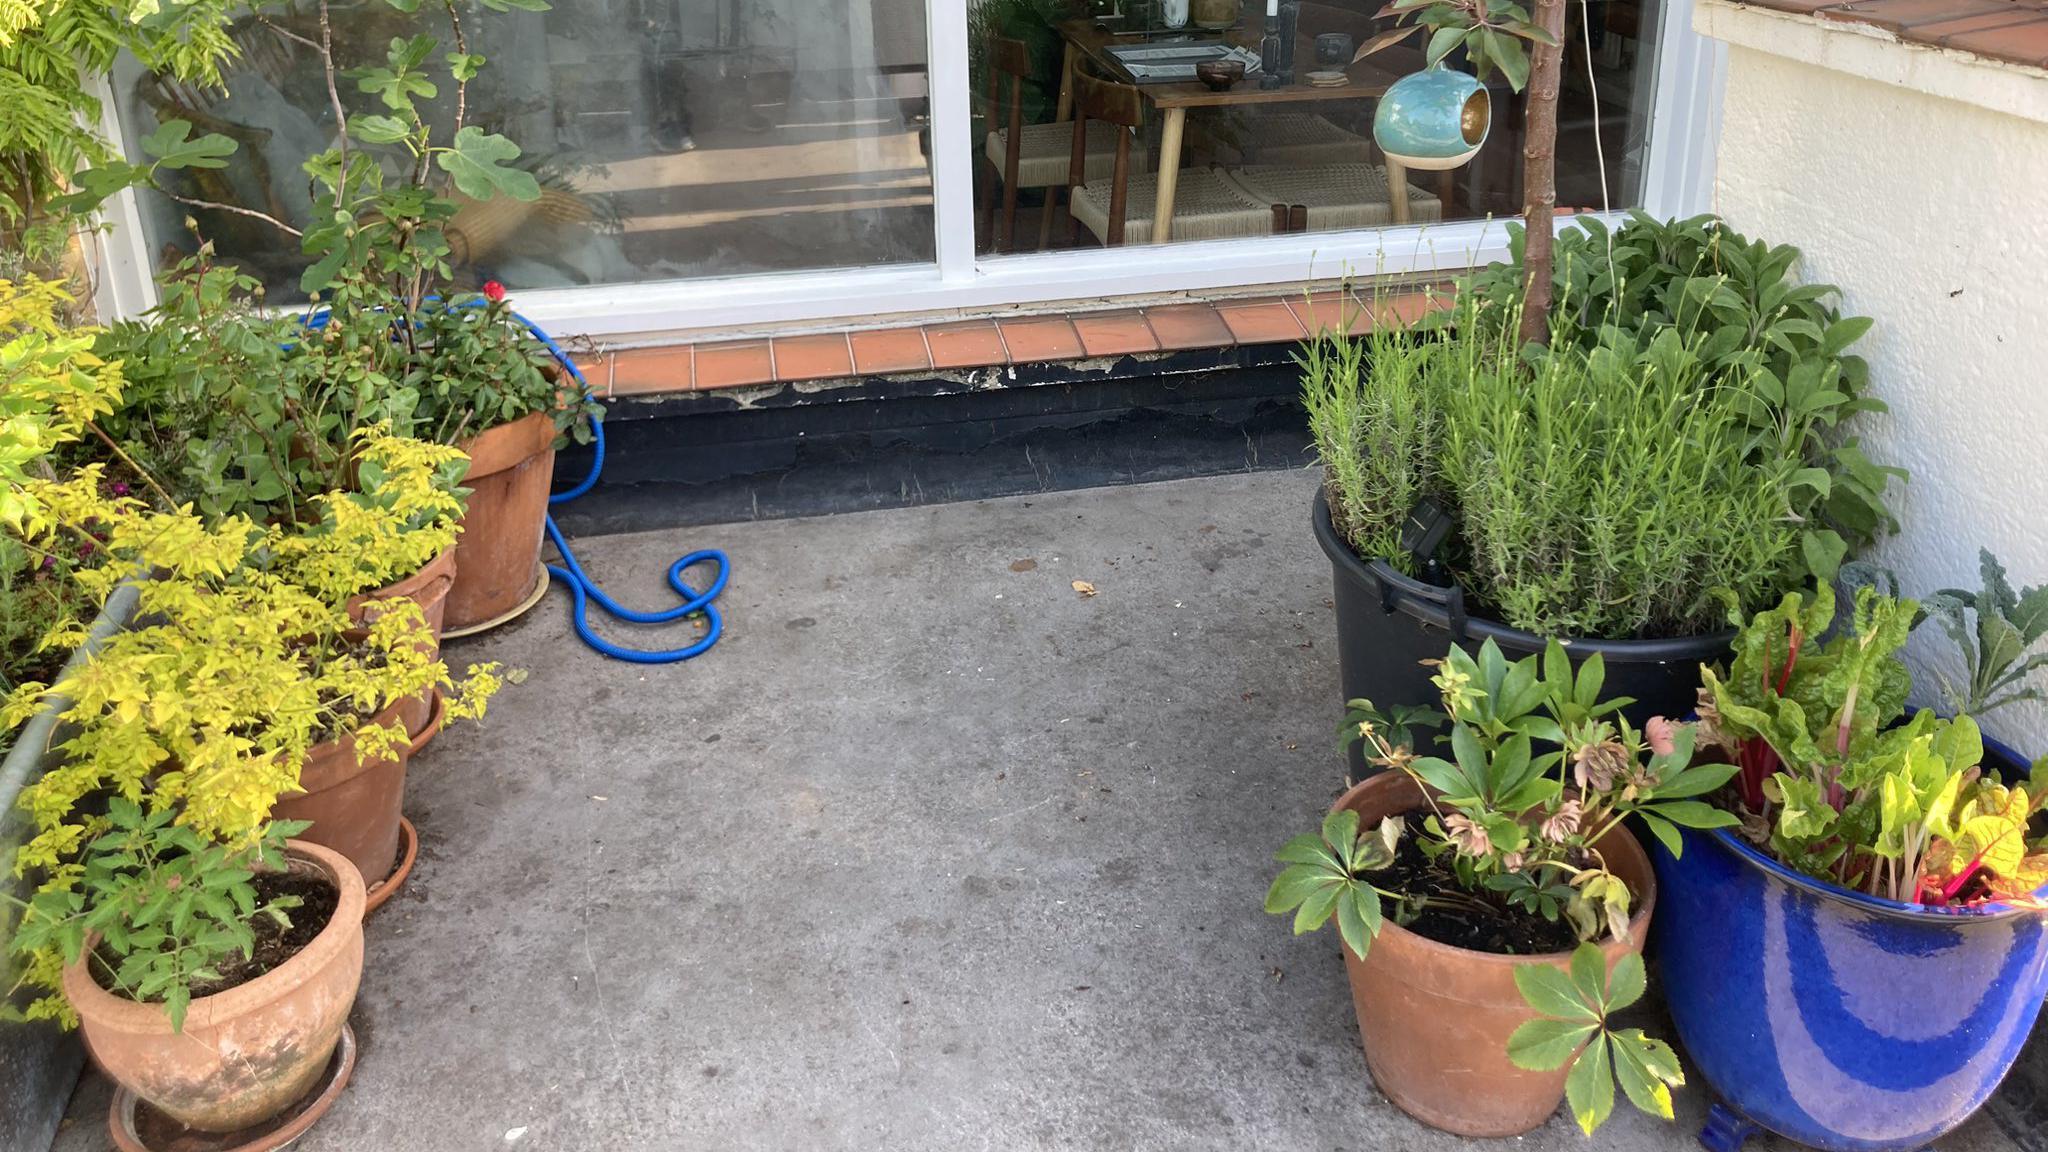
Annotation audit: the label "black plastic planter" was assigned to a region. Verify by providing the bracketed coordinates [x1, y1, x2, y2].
[1313, 490, 1736, 776]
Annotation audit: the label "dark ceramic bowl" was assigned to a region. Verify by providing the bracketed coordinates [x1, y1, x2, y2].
[1194, 59, 1245, 91]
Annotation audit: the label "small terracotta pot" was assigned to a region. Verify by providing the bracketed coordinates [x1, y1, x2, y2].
[271, 694, 441, 887]
[346, 546, 457, 744]
[443, 411, 555, 633]
[65, 840, 364, 1134]
[1332, 773, 1656, 1137]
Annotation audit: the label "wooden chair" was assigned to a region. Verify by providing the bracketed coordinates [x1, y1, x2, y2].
[977, 37, 1144, 252]
[1064, 74, 1267, 247]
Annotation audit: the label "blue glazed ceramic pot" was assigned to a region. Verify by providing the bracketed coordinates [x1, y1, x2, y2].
[1373, 65, 1490, 171]
[1654, 742, 2048, 1152]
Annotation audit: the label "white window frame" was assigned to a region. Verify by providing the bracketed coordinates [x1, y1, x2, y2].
[92, 0, 1723, 341]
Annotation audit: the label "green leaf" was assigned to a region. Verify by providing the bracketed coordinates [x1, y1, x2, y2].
[1335, 885, 1382, 959]
[1646, 761, 1739, 800]
[1611, 1030, 1684, 1119]
[1424, 24, 1468, 66]
[1294, 879, 1343, 936]
[1569, 940, 1607, 1007]
[1645, 800, 1742, 830]
[1507, 1017, 1597, 1071]
[1637, 810, 1684, 860]
[1322, 807, 1361, 870]
[435, 127, 542, 201]
[446, 52, 486, 82]
[141, 121, 238, 170]
[1513, 962, 1600, 1022]
[1274, 833, 1338, 868]
[165, 985, 191, 1034]
[351, 115, 415, 145]
[1566, 1036, 1617, 1135]
[1490, 34, 1531, 91]
[1264, 865, 1335, 914]
[1604, 952, 1646, 1010]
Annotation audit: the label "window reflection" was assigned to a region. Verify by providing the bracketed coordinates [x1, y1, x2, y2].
[115, 0, 935, 297]
[970, 0, 1660, 252]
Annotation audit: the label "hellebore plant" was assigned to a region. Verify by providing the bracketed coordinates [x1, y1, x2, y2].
[1266, 638, 1737, 1132]
[1699, 584, 2048, 906]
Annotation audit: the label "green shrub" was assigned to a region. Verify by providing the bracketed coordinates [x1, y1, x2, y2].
[1308, 287, 1865, 639]
[1465, 212, 1901, 560]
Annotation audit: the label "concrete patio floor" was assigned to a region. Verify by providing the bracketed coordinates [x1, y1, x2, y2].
[53, 470, 2029, 1151]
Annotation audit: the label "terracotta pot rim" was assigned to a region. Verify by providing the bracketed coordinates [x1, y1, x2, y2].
[1330, 773, 1657, 969]
[346, 546, 458, 615]
[295, 699, 411, 793]
[457, 410, 555, 479]
[62, 839, 365, 1036]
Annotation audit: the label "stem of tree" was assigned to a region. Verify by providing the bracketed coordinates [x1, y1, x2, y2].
[1517, 0, 1566, 348]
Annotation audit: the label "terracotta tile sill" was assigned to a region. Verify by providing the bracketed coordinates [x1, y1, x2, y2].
[582, 288, 1450, 400]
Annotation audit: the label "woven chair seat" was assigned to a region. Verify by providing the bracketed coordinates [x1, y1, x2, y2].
[1219, 164, 1443, 230]
[1068, 168, 1270, 246]
[985, 120, 1151, 189]
[1195, 112, 1371, 167]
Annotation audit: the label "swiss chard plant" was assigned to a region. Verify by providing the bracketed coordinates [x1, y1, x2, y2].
[1699, 584, 2048, 905]
[1265, 638, 1732, 1132]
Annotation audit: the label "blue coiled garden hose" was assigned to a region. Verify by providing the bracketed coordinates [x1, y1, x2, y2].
[299, 300, 729, 663]
[517, 314, 730, 664]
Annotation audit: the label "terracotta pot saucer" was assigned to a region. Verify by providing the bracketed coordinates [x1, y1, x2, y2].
[440, 559, 548, 639]
[363, 817, 419, 917]
[109, 1023, 357, 1152]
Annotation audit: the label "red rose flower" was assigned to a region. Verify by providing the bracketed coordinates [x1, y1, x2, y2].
[482, 280, 506, 303]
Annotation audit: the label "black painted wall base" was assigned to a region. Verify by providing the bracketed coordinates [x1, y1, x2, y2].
[553, 347, 1314, 537]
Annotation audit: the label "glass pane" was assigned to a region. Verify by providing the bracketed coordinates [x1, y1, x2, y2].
[967, 0, 1661, 253]
[111, 0, 934, 298]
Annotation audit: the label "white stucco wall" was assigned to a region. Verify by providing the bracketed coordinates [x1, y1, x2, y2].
[1699, 2, 2048, 756]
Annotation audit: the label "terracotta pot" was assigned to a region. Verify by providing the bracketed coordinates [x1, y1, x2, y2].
[64, 840, 364, 1133]
[1331, 773, 1656, 1137]
[271, 694, 441, 887]
[345, 546, 457, 743]
[443, 410, 555, 633]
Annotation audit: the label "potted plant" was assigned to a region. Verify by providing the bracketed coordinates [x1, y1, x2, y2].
[8, 474, 502, 910]
[1306, 216, 1899, 764]
[1655, 582, 2048, 1151]
[388, 281, 586, 634]
[0, 273, 144, 1152]
[1265, 637, 1736, 1135]
[17, 807, 365, 1134]
[67, 0, 595, 636]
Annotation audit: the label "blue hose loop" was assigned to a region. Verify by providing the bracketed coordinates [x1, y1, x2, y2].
[301, 298, 729, 663]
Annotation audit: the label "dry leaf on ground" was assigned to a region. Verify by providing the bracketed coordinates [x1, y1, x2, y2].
[1072, 580, 1097, 598]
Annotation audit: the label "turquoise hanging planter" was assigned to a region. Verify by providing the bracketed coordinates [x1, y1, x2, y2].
[1373, 64, 1490, 171]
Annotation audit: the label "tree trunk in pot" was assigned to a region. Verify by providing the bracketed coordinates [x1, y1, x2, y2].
[1517, 0, 1566, 349]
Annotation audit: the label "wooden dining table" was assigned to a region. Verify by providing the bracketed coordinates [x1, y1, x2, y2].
[1054, 19, 1441, 242]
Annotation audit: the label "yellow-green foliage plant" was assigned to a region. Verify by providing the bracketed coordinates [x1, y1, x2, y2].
[268, 426, 468, 606]
[2, 276, 126, 760]
[2, 473, 501, 1023]
[1, 276, 123, 529]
